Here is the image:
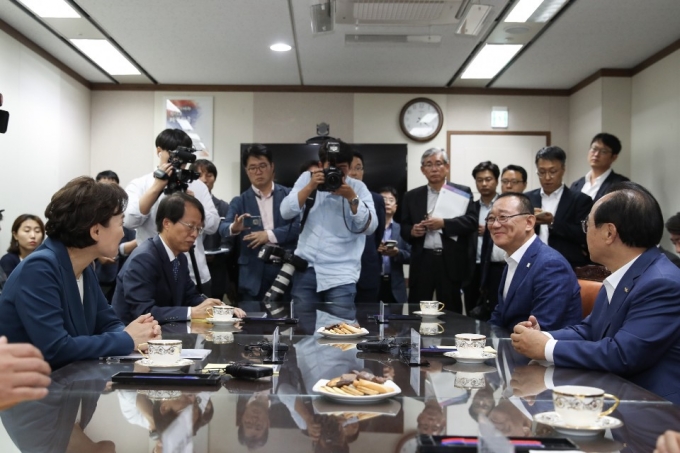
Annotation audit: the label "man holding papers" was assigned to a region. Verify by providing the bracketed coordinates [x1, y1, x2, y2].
[400, 148, 477, 313]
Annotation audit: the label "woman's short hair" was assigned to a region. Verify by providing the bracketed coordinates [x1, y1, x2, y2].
[7, 214, 45, 254]
[44, 176, 127, 249]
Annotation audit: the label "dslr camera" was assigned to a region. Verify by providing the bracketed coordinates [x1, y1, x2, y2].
[153, 146, 200, 194]
[317, 140, 344, 192]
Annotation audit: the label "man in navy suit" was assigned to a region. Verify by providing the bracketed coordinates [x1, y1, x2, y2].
[570, 133, 630, 202]
[113, 193, 243, 324]
[525, 146, 593, 268]
[219, 144, 300, 303]
[488, 193, 581, 332]
[512, 182, 680, 404]
[377, 187, 410, 303]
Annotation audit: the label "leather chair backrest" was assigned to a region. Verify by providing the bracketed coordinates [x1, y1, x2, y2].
[578, 279, 601, 318]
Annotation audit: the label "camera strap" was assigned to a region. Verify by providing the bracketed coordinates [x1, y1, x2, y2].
[299, 189, 317, 233]
[188, 245, 203, 294]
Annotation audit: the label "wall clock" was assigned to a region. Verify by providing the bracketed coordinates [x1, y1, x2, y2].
[399, 98, 443, 142]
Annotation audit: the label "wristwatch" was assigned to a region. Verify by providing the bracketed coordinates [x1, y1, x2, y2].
[350, 196, 360, 207]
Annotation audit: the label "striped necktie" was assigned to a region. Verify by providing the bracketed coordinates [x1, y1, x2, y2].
[172, 258, 179, 282]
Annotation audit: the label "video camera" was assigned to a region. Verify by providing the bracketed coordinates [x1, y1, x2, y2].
[317, 140, 344, 192]
[258, 245, 308, 317]
[0, 93, 9, 134]
[153, 146, 200, 194]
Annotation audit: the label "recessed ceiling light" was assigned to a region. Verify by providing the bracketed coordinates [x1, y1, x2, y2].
[270, 43, 292, 52]
[505, 0, 543, 23]
[461, 44, 523, 79]
[17, 0, 80, 18]
[70, 39, 140, 75]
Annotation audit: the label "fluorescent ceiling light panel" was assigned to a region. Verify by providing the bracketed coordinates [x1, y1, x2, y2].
[70, 39, 140, 75]
[461, 44, 523, 79]
[505, 0, 543, 22]
[270, 43, 292, 52]
[18, 0, 80, 18]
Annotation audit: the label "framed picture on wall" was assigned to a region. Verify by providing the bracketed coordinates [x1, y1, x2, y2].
[164, 96, 214, 160]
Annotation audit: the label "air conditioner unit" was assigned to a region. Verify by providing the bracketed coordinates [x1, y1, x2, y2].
[335, 0, 467, 26]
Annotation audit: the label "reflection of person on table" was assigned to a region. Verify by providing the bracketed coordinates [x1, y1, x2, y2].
[0, 177, 161, 369]
[417, 359, 469, 435]
[468, 382, 496, 421]
[237, 391, 271, 449]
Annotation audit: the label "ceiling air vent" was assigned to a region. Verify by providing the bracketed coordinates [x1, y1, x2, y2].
[336, 0, 465, 26]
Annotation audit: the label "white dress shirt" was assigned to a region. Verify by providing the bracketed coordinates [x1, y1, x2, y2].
[543, 253, 642, 362]
[502, 235, 538, 299]
[424, 185, 443, 250]
[581, 168, 612, 199]
[538, 184, 564, 245]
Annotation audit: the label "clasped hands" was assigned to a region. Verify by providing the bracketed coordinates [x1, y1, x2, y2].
[510, 315, 548, 360]
[411, 217, 444, 237]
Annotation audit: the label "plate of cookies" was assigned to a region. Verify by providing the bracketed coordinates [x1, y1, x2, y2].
[313, 370, 401, 403]
[317, 323, 369, 339]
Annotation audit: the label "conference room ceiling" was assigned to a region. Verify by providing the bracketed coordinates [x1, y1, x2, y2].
[1, 0, 679, 90]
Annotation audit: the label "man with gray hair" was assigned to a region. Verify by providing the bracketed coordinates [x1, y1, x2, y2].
[400, 148, 477, 313]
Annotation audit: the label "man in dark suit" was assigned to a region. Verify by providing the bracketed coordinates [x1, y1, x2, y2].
[113, 192, 242, 324]
[525, 146, 593, 268]
[349, 151, 385, 302]
[487, 193, 582, 332]
[663, 212, 680, 268]
[570, 133, 630, 202]
[219, 145, 300, 303]
[512, 182, 680, 404]
[377, 186, 410, 303]
[400, 148, 477, 313]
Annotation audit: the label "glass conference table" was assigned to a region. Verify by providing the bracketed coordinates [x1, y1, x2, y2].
[0, 303, 678, 453]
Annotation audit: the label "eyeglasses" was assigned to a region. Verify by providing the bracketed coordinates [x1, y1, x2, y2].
[178, 220, 204, 235]
[485, 213, 531, 225]
[501, 179, 524, 185]
[475, 177, 495, 184]
[351, 165, 364, 172]
[382, 197, 396, 204]
[246, 163, 270, 173]
[422, 161, 446, 169]
[590, 145, 612, 156]
[581, 216, 589, 234]
[537, 169, 562, 179]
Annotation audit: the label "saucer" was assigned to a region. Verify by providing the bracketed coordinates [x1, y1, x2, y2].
[443, 350, 497, 364]
[443, 363, 497, 374]
[534, 411, 623, 437]
[413, 311, 445, 317]
[135, 358, 194, 372]
[206, 317, 240, 325]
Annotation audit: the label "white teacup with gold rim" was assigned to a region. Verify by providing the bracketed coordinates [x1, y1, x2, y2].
[419, 301, 445, 314]
[143, 339, 182, 365]
[207, 305, 234, 321]
[552, 385, 620, 427]
[455, 334, 486, 358]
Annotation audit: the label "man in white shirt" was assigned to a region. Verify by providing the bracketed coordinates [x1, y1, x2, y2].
[570, 133, 630, 202]
[124, 129, 220, 295]
[511, 182, 680, 404]
[525, 146, 593, 268]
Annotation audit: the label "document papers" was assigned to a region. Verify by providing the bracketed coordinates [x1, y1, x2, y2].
[431, 183, 471, 241]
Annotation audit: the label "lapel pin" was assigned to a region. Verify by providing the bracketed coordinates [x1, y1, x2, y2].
[624, 287, 629, 293]
[527, 263, 531, 268]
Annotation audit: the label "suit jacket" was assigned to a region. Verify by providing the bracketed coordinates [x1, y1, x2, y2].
[357, 192, 386, 291]
[490, 237, 582, 331]
[0, 252, 20, 278]
[659, 245, 680, 269]
[525, 185, 593, 268]
[384, 221, 411, 303]
[112, 236, 206, 324]
[0, 238, 132, 369]
[550, 247, 680, 404]
[219, 184, 300, 298]
[570, 169, 630, 202]
[400, 183, 477, 287]
[203, 194, 231, 251]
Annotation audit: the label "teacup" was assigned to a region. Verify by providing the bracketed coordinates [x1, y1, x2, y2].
[419, 322, 445, 336]
[552, 385, 620, 427]
[207, 305, 234, 320]
[454, 372, 486, 389]
[420, 301, 445, 314]
[455, 334, 486, 358]
[144, 339, 182, 365]
[207, 331, 234, 344]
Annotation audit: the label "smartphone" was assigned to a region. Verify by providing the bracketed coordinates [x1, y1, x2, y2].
[384, 240, 397, 249]
[243, 216, 262, 228]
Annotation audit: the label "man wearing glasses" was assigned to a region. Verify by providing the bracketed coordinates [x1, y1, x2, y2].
[114, 193, 244, 324]
[487, 193, 581, 331]
[499, 165, 528, 194]
[219, 144, 300, 303]
[570, 133, 629, 202]
[124, 129, 220, 295]
[526, 146, 593, 268]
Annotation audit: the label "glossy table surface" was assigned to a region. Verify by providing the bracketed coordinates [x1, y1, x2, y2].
[0, 303, 677, 453]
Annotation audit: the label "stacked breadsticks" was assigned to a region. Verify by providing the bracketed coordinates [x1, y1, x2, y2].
[321, 323, 364, 335]
[320, 371, 393, 397]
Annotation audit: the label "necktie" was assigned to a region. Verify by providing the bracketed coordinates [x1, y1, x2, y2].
[172, 258, 179, 282]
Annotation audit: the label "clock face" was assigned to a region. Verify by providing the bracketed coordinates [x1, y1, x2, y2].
[400, 98, 443, 142]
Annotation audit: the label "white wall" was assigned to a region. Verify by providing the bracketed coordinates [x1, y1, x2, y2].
[568, 79, 603, 184]
[0, 29, 91, 253]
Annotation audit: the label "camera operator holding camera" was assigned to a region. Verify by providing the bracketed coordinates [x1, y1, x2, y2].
[281, 139, 377, 330]
[124, 129, 219, 296]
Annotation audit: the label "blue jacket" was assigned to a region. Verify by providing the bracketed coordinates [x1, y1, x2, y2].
[219, 184, 300, 298]
[112, 236, 206, 324]
[550, 247, 680, 404]
[490, 237, 582, 332]
[0, 238, 133, 369]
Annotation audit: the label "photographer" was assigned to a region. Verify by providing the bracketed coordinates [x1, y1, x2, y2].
[281, 139, 377, 329]
[124, 129, 219, 295]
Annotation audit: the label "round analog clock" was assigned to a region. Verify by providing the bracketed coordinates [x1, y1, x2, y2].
[399, 98, 443, 142]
